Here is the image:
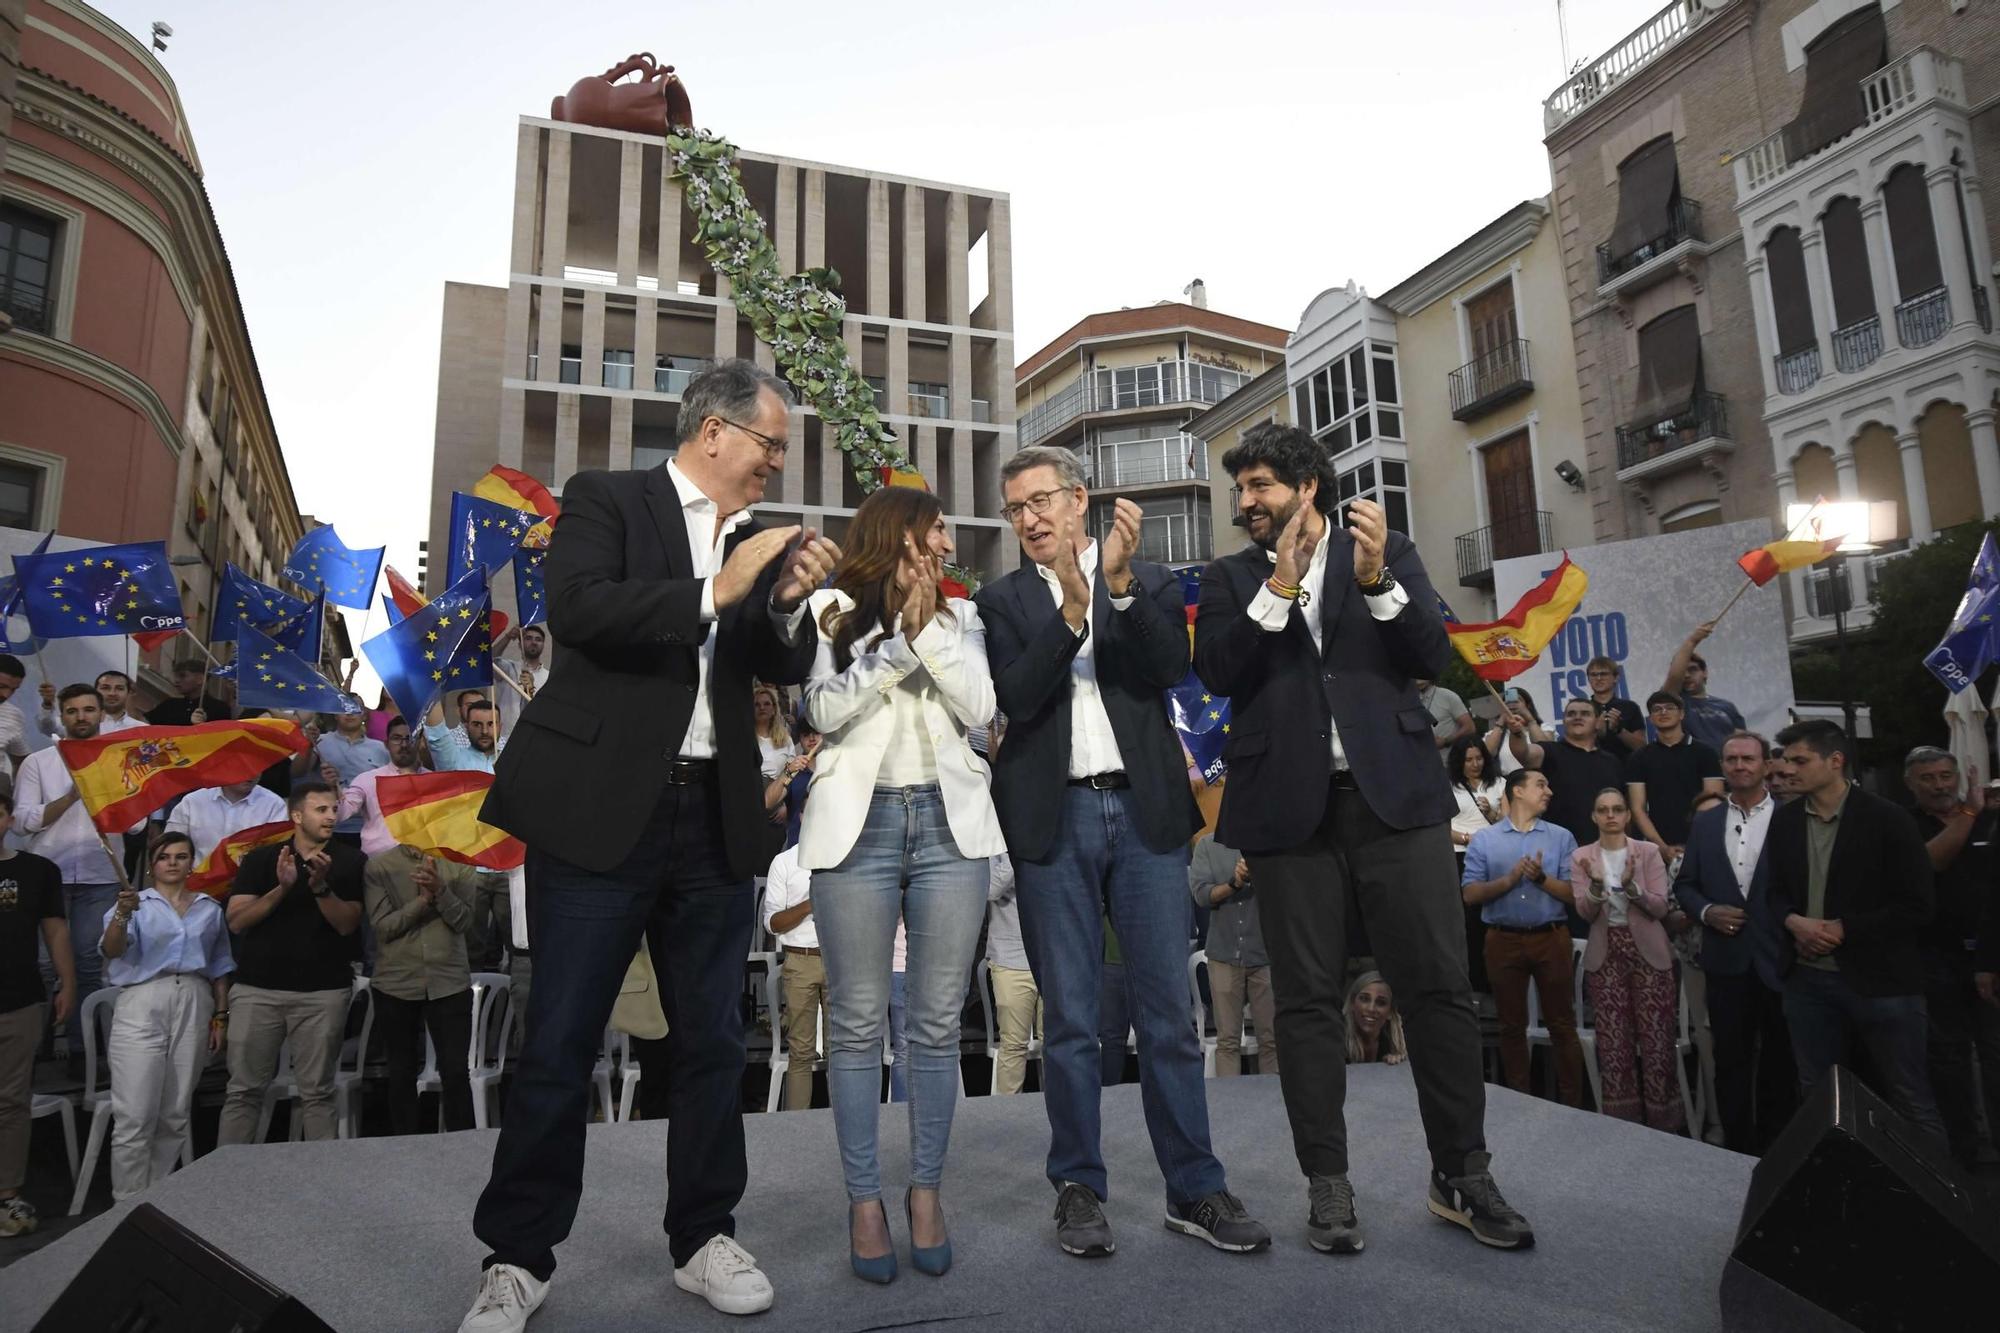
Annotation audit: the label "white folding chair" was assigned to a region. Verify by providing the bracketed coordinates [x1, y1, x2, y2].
[1187, 951, 1218, 1077]
[976, 958, 1042, 1088]
[749, 877, 772, 953]
[1674, 983, 1703, 1132]
[31, 1093, 77, 1184]
[612, 1030, 646, 1123]
[1524, 939, 1597, 1103]
[590, 1025, 616, 1122]
[468, 972, 512, 1130]
[67, 986, 122, 1215]
[259, 977, 372, 1142]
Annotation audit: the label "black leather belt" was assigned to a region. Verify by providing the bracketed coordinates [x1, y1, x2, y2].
[1489, 921, 1567, 935]
[1068, 772, 1130, 790]
[1330, 770, 1361, 791]
[665, 759, 715, 785]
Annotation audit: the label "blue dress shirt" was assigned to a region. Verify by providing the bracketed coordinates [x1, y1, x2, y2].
[1463, 818, 1577, 929]
[102, 890, 236, 987]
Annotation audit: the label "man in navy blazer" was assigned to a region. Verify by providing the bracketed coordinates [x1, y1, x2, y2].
[1673, 730, 1795, 1154]
[1196, 423, 1530, 1256]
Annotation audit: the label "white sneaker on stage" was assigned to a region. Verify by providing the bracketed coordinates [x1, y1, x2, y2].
[458, 1263, 549, 1332]
[674, 1235, 775, 1315]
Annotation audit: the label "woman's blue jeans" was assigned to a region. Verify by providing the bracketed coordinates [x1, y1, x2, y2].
[812, 784, 988, 1203]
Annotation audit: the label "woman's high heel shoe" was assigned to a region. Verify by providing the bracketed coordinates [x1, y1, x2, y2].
[905, 1189, 952, 1276]
[850, 1200, 898, 1285]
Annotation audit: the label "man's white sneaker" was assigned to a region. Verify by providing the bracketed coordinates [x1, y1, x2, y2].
[457, 1263, 548, 1333]
[674, 1235, 775, 1315]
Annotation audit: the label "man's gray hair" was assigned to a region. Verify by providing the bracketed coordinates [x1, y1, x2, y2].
[677, 358, 794, 444]
[1000, 445, 1087, 491]
[1903, 745, 1957, 775]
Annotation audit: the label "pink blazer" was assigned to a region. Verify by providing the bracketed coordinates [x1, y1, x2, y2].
[1571, 840, 1674, 972]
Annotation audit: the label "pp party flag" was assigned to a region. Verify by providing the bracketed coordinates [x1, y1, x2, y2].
[187, 819, 292, 897]
[58, 716, 308, 834]
[1446, 555, 1590, 682]
[1924, 533, 2000, 694]
[474, 465, 559, 548]
[1736, 537, 1843, 587]
[17, 541, 184, 640]
[1168, 676, 1231, 785]
[284, 525, 383, 610]
[376, 770, 525, 870]
[361, 567, 493, 726]
[235, 622, 359, 715]
[447, 491, 533, 587]
[513, 546, 548, 627]
[209, 564, 310, 645]
[383, 565, 427, 625]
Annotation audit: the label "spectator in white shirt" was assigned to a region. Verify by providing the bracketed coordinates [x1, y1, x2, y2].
[0, 656, 34, 791]
[491, 625, 550, 735]
[336, 716, 424, 858]
[36, 670, 147, 740]
[167, 780, 288, 866]
[761, 844, 822, 1111]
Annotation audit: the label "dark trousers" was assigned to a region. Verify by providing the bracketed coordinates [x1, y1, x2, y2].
[1923, 948, 2000, 1165]
[1486, 924, 1585, 1106]
[1096, 959, 1131, 1088]
[1782, 966, 1947, 1145]
[628, 1033, 673, 1121]
[377, 988, 474, 1135]
[1703, 967, 1796, 1155]
[473, 779, 752, 1278]
[1250, 778, 1486, 1179]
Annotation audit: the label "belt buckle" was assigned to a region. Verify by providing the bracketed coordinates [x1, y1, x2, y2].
[1090, 772, 1120, 790]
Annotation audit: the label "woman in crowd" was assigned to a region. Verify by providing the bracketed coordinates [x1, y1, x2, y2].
[1572, 787, 1684, 1133]
[799, 485, 1001, 1283]
[752, 684, 796, 863]
[1482, 689, 1553, 775]
[764, 713, 821, 852]
[99, 832, 233, 1200]
[1447, 734, 1505, 853]
[1343, 971, 1406, 1065]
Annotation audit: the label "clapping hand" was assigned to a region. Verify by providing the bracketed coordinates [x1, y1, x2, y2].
[773, 527, 843, 613]
[276, 846, 300, 891]
[1100, 498, 1143, 596]
[1271, 481, 1319, 590]
[305, 850, 332, 893]
[412, 856, 440, 902]
[900, 537, 941, 640]
[1346, 498, 1388, 586]
[714, 525, 803, 611]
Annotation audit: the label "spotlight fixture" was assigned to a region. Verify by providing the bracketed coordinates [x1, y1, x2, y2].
[151, 21, 171, 52]
[1554, 459, 1585, 491]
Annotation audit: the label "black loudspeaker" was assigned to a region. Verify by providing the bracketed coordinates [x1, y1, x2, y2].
[1720, 1064, 2000, 1333]
[32, 1202, 333, 1332]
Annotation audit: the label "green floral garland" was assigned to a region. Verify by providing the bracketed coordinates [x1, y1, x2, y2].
[665, 128, 976, 590]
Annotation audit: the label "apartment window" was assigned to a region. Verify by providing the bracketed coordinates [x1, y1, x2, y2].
[1822, 197, 1876, 327]
[559, 344, 582, 385]
[1630, 305, 1702, 429]
[656, 354, 703, 395]
[1606, 136, 1682, 271]
[909, 381, 949, 418]
[603, 349, 635, 390]
[1334, 457, 1410, 536]
[1883, 163, 1943, 301]
[0, 203, 58, 334]
[1465, 280, 1519, 364]
[0, 459, 45, 528]
[1300, 341, 1402, 454]
[1764, 227, 1817, 355]
[1783, 5, 1887, 162]
[1090, 424, 1205, 488]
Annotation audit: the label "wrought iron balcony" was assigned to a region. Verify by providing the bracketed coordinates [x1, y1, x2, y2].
[1448, 340, 1533, 421]
[1773, 345, 1821, 396]
[1830, 316, 1882, 373]
[1598, 198, 1704, 286]
[0, 289, 49, 334]
[1977, 285, 1993, 335]
[1895, 286, 1950, 349]
[1615, 391, 1730, 474]
[1455, 510, 1553, 587]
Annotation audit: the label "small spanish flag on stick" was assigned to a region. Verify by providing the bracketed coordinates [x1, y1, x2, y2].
[58, 717, 308, 835]
[1735, 536, 1843, 586]
[188, 819, 294, 898]
[377, 771, 526, 871]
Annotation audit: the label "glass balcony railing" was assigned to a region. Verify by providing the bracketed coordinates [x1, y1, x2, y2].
[655, 366, 694, 395]
[1019, 360, 1253, 447]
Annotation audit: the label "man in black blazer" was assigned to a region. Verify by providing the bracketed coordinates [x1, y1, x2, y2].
[1766, 719, 1945, 1143]
[461, 360, 837, 1330]
[1196, 423, 1530, 1255]
[977, 446, 1269, 1260]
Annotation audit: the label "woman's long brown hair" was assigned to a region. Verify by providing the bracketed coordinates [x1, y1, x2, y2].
[819, 486, 953, 670]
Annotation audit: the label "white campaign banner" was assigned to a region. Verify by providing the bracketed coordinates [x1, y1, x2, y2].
[1491, 518, 1795, 744]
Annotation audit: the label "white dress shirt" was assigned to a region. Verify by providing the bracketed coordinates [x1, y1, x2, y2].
[760, 844, 817, 950]
[1245, 522, 1409, 770]
[166, 784, 288, 864]
[0, 701, 30, 764]
[101, 889, 234, 986]
[1703, 790, 1775, 924]
[12, 745, 142, 883]
[667, 459, 754, 761]
[1031, 540, 1134, 779]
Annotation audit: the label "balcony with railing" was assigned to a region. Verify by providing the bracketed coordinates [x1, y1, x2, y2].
[1895, 286, 1951, 349]
[1598, 197, 1704, 289]
[1615, 391, 1732, 479]
[1455, 511, 1554, 587]
[655, 365, 694, 395]
[1774, 345, 1821, 395]
[1544, 0, 1733, 132]
[1830, 316, 1882, 373]
[1448, 340, 1533, 421]
[1734, 49, 1967, 203]
[1018, 359, 1254, 447]
[1091, 440, 1208, 490]
[0, 289, 49, 334]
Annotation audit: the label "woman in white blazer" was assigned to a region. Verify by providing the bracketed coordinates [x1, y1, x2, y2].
[797, 486, 1001, 1285]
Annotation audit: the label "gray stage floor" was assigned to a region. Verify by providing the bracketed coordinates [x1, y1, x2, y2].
[0, 1065, 1751, 1332]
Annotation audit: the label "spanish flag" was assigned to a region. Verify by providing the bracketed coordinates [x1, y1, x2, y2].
[384, 564, 428, 622]
[1736, 537, 1842, 586]
[59, 718, 308, 834]
[474, 465, 560, 548]
[879, 465, 929, 490]
[1446, 555, 1590, 682]
[187, 819, 293, 898]
[376, 770, 525, 871]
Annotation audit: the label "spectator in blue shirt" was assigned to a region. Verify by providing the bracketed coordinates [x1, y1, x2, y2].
[316, 700, 391, 847]
[1463, 769, 1584, 1106]
[1663, 620, 1746, 755]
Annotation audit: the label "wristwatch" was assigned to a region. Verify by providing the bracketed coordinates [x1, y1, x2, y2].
[1357, 567, 1398, 596]
[311, 884, 332, 899]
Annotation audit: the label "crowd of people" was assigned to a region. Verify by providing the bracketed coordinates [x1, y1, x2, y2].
[0, 362, 1989, 1333]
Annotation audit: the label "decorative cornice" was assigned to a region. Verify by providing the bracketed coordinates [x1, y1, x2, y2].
[3, 327, 186, 457]
[1545, 2, 1754, 154]
[1378, 200, 1551, 317]
[6, 138, 195, 317]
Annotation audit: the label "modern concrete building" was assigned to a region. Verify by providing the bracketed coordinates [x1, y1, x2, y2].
[1, 0, 306, 684]
[1542, 0, 1999, 642]
[431, 116, 1018, 594]
[1013, 290, 1288, 568]
[1379, 199, 1593, 618]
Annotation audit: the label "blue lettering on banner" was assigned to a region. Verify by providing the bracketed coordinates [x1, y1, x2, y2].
[1546, 609, 1632, 719]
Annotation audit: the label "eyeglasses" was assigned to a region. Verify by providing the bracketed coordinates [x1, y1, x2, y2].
[1000, 488, 1070, 524]
[720, 417, 789, 458]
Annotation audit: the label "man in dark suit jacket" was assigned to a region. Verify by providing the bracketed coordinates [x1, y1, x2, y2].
[462, 361, 836, 1330]
[976, 446, 1268, 1260]
[1765, 719, 1945, 1144]
[1195, 422, 1530, 1256]
[1672, 730, 1794, 1154]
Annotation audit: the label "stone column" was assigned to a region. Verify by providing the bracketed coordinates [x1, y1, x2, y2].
[554, 393, 580, 485]
[581, 291, 606, 387]
[774, 165, 798, 276]
[541, 130, 571, 278]
[985, 196, 1014, 334]
[1743, 253, 1782, 399]
[945, 193, 971, 328]
[803, 170, 826, 270]
[634, 294, 658, 396]
[866, 178, 891, 318]
[609, 398, 634, 470]
[1858, 198, 1901, 339]
[1925, 165, 1978, 331]
[535, 288, 563, 386]
[616, 140, 643, 285]
[902, 186, 927, 323]
[1799, 228, 1836, 373]
[1895, 430, 1932, 543]
[887, 325, 910, 413]
[1832, 447, 1863, 613]
[1967, 408, 2000, 521]
[1963, 174, 1996, 324]
[657, 171, 683, 291]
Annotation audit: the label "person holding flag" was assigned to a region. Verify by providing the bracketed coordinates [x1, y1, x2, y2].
[1198, 421, 1534, 1256]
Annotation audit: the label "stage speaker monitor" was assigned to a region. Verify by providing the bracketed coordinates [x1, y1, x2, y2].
[31, 1202, 333, 1333]
[1720, 1064, 2000, 1333]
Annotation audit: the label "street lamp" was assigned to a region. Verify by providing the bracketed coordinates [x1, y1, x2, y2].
[1785, 500, 1899, 748]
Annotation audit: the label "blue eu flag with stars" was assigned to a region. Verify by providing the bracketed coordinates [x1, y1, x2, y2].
[284, 526, 383, 610]
[513, 546, 548, 627]
[269, 590, 325, 663]
[17, 541, 185, 640]
[236, 622, 359, 715]
[1925, 533, 2000, 694]
[361, 568, 495, 726]
[210, 564, 310, 645]
[448, 492, 533, 588]
[1167, 566, 1230, 784]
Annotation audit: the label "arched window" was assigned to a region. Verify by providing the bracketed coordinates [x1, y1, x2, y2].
[1883, 163, 1942, 300]
[1821, 197, 1875, 330]
[1764, 226, 1817, 388]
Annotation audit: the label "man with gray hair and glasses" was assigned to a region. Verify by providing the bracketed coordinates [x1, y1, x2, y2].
[1906, 744, 2000, 1166]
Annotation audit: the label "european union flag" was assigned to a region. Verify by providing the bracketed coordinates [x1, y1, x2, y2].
[448, 492, 533, 587]
[361, 568, 493, 726]
[236, 622, 359, 714]
[0, 533, 51, 655]
[284, 526, 383, 610]
[210, 564, 310, 645]
[269, 590, 325, 663]
[513, 546, 548, 627]
[17, 541, 184, 640]
[1925, 533, 2000, 694]
[1168, 676, 1231, 785]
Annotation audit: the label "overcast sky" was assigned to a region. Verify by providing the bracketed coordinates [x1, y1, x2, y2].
[94, 0, 1667, 591]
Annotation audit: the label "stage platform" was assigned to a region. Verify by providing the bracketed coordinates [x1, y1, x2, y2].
[0, 1065, 1752, 1332]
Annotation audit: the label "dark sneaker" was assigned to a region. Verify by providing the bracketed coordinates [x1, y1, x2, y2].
[1306, 1174, 1363, 1254]
[1428, 1152, 1535, 1249]
[1054, 1181, 1115, 1257]
[0, 1197, 38, 1239]
[1165, 1190, 1271, 1253]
